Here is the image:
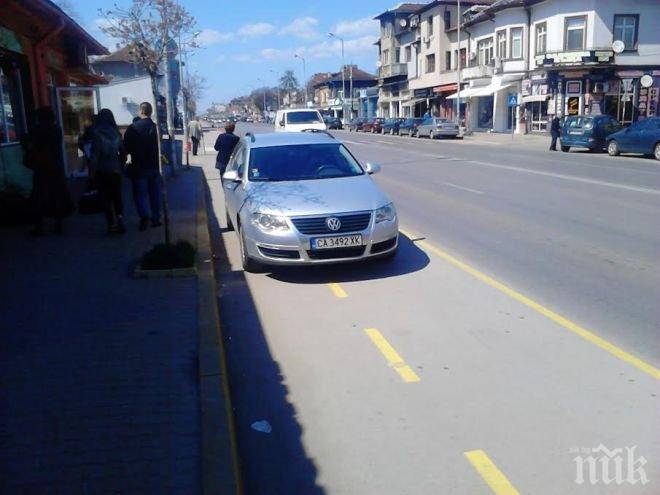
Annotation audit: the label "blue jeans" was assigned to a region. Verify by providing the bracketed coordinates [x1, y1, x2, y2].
[131, 171, 162, 222]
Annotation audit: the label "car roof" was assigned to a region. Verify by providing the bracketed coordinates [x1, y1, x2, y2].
[277, 108, 320, 114]
[244, 131, 338, 149]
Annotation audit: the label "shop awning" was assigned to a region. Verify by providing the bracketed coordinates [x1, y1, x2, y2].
[446, 86, 484, 99]
[521, 94, 550, 103]
[434, 83, 458, 93]
[402, 98, 427, 107]
[471, 82, 516, 97]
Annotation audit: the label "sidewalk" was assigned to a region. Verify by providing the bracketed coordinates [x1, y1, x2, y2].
[462, 130, 551, 148]
[0, 167, 236, 493]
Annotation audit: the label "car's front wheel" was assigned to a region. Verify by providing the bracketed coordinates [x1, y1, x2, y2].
[429, 131, 435, 139]
[561, 145, 570, 152]
[608, 140, 620, 156]
[654, 142, 660, 161]
[238, 225, 261, 273]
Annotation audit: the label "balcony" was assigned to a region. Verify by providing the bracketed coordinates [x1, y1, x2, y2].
[379, 63, 408, 78]
[461, 64, 494, 80]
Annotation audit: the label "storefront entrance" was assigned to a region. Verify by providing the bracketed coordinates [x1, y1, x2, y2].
[527, 100, 548, 132]
[56, 87, 99, 177]
[477, 95, 494, 128]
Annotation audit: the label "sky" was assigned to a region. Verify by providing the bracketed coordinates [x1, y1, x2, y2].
[66, 0, 407, 111]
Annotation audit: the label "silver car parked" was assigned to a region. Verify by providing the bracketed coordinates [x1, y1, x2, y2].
[416, 117, 461, 139]
[222, 131, 399, 272]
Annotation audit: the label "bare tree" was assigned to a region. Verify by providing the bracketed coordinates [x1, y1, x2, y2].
[184, 73, 208, 116]
[99, 0, 196, 244]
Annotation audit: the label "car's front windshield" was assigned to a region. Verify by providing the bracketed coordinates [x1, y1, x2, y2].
[249, 143, 365, 182]
[286, 111, 323, 124]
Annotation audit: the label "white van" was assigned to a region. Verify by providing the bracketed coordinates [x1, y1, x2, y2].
[274, 109, 326, 132]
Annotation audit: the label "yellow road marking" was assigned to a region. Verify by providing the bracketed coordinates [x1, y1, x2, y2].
[328, 283, 348, 298]
[401, 229, 660, 380]
[364, 328, 420, 383]
[464, 450, 520, 495]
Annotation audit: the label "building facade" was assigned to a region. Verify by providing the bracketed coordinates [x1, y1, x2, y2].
[313, 65, 377, 121]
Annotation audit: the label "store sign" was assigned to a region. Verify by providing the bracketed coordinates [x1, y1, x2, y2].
[521, 79, 531, 96]
[414, 88, 432, 98]
[532, 83, 548, 96]
[567, 97, 580, 115]
[648, 87, 659, 117]
[566, 81, 582, 95]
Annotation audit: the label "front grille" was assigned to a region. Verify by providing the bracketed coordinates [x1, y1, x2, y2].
[371, 237, 397, 254]
[307, 246, 366, 260]
[291, 213, 372, 235]
[258, 246, 301, 259]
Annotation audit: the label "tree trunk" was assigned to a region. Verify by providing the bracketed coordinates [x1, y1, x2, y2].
[150, 74, 171, 245]
[163, 61, 178, 175]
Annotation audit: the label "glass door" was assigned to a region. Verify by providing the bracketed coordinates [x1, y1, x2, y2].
[55, 87, 99, 177]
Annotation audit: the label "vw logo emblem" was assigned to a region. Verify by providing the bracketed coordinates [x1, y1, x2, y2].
[326, 217, 341, 231]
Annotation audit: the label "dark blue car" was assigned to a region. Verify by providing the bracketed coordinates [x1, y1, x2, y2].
[559, 115, 621, 152]
[381, 118, 405, 135]
[399, 118, 424, 137]
[606, 117, 660, 160]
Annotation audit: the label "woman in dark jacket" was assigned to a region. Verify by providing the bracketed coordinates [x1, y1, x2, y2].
[23, 107, 73, 235]
[89, 108, 127, 234]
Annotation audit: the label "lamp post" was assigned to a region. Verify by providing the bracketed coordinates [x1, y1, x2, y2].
[455, 0, 462, 129]
[294, 54, 307, 107]
[328, 32, 345, 122]
[179, 30, 200, 169]
[256, 77, 267, 117]
[269, 69, 280, 110]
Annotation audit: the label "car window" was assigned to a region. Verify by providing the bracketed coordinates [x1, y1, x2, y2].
[423, 118, 433, 125]
[286, 111, 323, 124]
[248, 143, 365, 182]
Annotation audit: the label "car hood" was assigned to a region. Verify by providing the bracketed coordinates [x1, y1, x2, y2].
[243, 175, 391, 216]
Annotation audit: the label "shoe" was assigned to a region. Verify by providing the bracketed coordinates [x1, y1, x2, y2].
[139, 217, 149, 231]
[151, 219, 163, 227]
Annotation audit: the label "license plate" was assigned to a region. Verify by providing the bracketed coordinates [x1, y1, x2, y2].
[311, 235, 363, 250]
[569, 130, 582, 135]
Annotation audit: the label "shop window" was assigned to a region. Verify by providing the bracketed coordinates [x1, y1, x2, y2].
[496, 30, 507, 59]
[535, 22, 547, 55]
[510, 27, 523, 59]
[613, 15, 638, 51]
[0, 66, 26, 145]
[564, 16, 586, 51]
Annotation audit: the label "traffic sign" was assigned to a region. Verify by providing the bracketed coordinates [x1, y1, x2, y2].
[508, 94, 518, 107]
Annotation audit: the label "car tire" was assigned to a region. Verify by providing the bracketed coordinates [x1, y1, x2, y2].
[226, 211, 234, 231]
[238, 225, 261, 273]
[561, 145, 570, 152]
[607, 140, 620, 156]
[429, 131, 435, 139]
[417, 130, 422, 138]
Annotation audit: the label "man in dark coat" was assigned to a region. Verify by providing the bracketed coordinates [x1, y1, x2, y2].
[214, 122, 240, 176]
[549, 114, 562, 151]
[124, 102, 162, 231]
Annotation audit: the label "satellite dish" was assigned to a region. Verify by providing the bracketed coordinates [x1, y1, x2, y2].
[399, 19, 407, 28]
[640, 74, 653, 88]
[612, 40, 625, 54]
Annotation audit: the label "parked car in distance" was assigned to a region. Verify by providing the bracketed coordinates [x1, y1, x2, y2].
[416, 117, 460, 139]
[275, 109, 326, 132]
[606, 117, 660, 160]
[398, 118, 424, 137]
[348, 117, 368, 132]
[362, 117, 385, 133]
[559, 115, 621, 152]
[381, 118, 405, 135]
[324, 116, 343, 130]
[221, 131, 398, 271]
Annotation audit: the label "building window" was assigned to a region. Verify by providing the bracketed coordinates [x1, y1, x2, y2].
[383, 49, 390, 66]
[445, 51, 452, 70]
[0, 66, 26, 145]
[510, 27, 523, 59]
[426, 54, 436, 73]
[565, 16, 587, 51]
[496, 30, 507, 59]
[613, 15, 639, 51]
[395, 47, 401, 64]
[478, 37, 494, 66]
[535, 22, 547, 55]
[405, 45, 412, 62]
[427, 16, 434, 36]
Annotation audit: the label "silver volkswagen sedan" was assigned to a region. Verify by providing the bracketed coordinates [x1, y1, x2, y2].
[222, 131, 398, 271]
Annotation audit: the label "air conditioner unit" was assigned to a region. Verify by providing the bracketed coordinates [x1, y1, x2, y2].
[593, 82, 609, 93]
[411, 15, 420, 27]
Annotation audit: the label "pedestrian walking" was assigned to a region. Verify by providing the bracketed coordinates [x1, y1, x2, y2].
[188, 116, 203, 156]
[123, 102, 163, 231]
[214, 122, 240, 176]
[549, 114, 561, 151]
[22, 107, 73, 236]
[89, 108, 127, 234]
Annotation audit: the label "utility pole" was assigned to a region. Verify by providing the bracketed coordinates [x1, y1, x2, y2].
[328, 33, 345, 122]
[456, 0, 462, 129]
[349, 62, 354, 119]
[294, 54, 307, 106]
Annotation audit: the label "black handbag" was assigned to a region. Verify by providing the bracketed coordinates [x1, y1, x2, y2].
[78, 181, 105, 215]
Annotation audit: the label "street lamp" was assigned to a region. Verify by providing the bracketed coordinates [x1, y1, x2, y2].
[294, 53, 307, 107]
[179, 30, 200, 168]
[328, 32, 346, 122]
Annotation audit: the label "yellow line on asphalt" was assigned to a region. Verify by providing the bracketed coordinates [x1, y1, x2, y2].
[328, 283, 348, 298]
[364, 328, 420, 383]
[464, 450, 520, 495]
[400, 229, 660, 380]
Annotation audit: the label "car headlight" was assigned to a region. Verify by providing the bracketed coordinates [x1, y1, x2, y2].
[375, 203, 396, 223]
[252, 213, 290, 232]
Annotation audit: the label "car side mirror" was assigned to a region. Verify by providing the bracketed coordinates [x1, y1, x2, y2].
[222, 170, 242, 183]
[279, 120, 285, 127]
[365, 162, 381, 175]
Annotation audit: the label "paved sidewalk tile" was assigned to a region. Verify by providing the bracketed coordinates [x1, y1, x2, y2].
[0, 170, 202, 494]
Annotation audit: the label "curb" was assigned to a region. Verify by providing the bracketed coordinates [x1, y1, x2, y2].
[133, 266, 198, 279]
[196, 171, 243, 495]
